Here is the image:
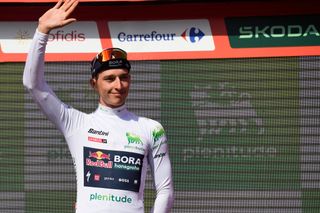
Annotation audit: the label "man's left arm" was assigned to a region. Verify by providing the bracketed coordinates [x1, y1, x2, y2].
[148, 124, 174, 213]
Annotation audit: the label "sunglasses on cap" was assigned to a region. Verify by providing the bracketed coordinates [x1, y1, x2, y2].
[90, 48, 131, 77]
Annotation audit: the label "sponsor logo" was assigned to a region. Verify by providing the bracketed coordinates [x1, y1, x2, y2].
[88, 128, 108, 144]
[84, 147, 143, 192]
[123, 145, 145, 152]
[124, 132, 145, 152]
[0, 21, 101, 53]
[15, 29, 32, 45]
[181, 27, 205, 43]
[94, 174, 101, 181]
[89, 151, 110, 160]
[225, 15, 320, 48]
[152, 126, 166, 143]
[86, 171, 91, 182]
[154, 152, 166, 159]
[88, 136, 107, 143]
[117, 30, 176, 42]
[113, 155, 141, 171]
[117, 27, 205, 43]
[86, 151, 113, 169]
[108, 19, 215, 52]
[104, 176, 114, 181]
[85, 171, 114, 183]
[89, 193, 132, 203]
[238, 25, 319, 39]
[88, 128, 109, 136]
[48, 30, 85, 42]
[114, 155, 141, 165]
[126, 132, 143, 145]
[108, 59, 123, 66]
[118, 178, 129, 183]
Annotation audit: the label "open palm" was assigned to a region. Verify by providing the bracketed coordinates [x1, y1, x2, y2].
[38, 0, 78, 34]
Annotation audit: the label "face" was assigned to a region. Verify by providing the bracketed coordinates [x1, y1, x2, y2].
[90, 68, 131, 108]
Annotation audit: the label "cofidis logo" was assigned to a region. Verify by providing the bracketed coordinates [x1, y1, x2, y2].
[108, 19, 214, 52]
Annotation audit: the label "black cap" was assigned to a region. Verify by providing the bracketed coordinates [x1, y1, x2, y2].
[90, 48, 131, 77]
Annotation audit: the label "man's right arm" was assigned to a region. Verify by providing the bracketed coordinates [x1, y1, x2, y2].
[23, 29, 71, 134]
[23, 0, 79, 135]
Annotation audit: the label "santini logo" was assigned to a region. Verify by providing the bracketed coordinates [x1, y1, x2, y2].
[88, 128, 109, 136]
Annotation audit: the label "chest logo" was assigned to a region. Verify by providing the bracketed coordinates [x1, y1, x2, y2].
[87, 128, 109, 144]
[126, 132, 143, 145]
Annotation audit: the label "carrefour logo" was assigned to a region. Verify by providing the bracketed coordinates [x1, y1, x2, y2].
[117, 27, 205, 43]
[117, 31, 175, 42]
[181, 27, 205, 43]
[108, 19, 215, 52]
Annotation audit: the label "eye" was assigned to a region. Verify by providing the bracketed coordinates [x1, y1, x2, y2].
[119, 74, 130, 81]
[104, 75, 116, 82]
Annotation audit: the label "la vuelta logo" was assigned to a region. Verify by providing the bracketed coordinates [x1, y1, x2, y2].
[181, 27, 205, 43]
[48, 30, 86, 42]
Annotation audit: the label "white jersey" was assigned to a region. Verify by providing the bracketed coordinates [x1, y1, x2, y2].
[23, 30, 174, 213]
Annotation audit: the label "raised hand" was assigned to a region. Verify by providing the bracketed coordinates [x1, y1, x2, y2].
[38, 0, 79, 34]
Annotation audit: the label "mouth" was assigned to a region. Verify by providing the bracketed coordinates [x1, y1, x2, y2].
[110, 93, 125, 98]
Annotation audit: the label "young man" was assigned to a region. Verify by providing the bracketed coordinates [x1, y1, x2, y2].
[23, 0, 174, 212]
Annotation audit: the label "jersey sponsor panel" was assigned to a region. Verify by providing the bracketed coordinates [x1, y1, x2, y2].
[83, 147, 144, 192]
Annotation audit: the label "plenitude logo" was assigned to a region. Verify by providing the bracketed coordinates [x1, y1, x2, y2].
[225, 15, 320, 48]
[108, 19, 215, 52]
[89, 193, 132, 203]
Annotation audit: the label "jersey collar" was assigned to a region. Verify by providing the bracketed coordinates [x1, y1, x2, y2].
[98, 103, 127, 116]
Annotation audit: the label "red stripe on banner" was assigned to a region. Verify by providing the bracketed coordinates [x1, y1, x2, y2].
[0, 0, 154, 2]
[0, 1, 320, 61]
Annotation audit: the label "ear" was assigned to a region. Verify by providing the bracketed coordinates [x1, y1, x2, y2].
[89, 78, 98, 91]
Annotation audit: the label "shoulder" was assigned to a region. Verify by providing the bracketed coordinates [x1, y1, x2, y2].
[139, 117, 167, 143]
[139, 116, 163, 129]
[64, 104, 93, 126]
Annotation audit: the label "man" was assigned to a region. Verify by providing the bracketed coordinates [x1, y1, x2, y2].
[23, 0, 174, 212]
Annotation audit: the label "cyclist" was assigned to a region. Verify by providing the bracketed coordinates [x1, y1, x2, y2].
[23, 0, 174, 212]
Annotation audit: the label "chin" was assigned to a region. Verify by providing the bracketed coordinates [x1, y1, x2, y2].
[111, 102, 125, 108]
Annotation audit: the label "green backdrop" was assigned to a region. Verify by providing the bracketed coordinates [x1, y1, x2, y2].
[0, 56, 319, 212]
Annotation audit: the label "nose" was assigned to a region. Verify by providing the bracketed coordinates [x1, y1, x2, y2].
[113, 77, 122, 89]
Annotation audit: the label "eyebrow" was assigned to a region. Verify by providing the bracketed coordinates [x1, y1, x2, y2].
[102, 73, 130, 79]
